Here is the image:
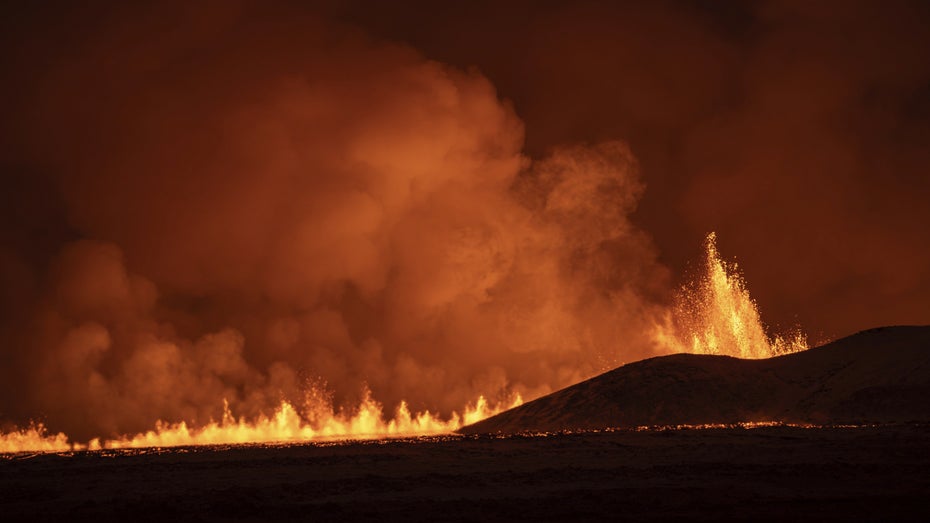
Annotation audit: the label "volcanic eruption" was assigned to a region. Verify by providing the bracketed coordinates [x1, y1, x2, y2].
[1, 1, 928, 457]
[1, 228, 806, 453]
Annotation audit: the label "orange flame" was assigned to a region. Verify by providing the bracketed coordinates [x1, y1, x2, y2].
[105, 392, 522, 450]
[654, 232, 808, 358]
[1, 390, 522, 454]
[0, 423, 72, 454]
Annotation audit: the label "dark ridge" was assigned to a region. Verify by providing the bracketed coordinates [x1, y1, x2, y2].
[460, 325, 930, 434]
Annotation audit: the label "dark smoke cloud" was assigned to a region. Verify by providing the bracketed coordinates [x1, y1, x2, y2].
[0, 1, 668, 439]
[677, 0, 930, 340]
[335, 0, 930, 340]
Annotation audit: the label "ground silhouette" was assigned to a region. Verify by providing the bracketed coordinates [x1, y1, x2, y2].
[462, 325, 930, 434]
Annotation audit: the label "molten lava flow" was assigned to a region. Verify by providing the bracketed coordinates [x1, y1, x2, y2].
[654, 232, 808, 358]
[1, 390, 522, 454]
[105, 391, 522, 450]
[0, 424, 72, 454]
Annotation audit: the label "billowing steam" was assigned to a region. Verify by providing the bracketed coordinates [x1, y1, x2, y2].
[0, 5, 673, 442]
[0, 3, 804, 448]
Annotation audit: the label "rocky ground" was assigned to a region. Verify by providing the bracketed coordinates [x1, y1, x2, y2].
[463, 326, 930, 434]
[2, 424, 929, 522]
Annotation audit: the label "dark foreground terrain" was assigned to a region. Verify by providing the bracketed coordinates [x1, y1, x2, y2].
[464, 326, 930, 434]
[2, 425, 929, 522]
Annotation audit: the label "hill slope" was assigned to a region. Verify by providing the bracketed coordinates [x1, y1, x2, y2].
[461, 326, 930, 434]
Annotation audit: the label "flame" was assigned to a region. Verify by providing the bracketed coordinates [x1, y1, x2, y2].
[0, 423, 72, 454]
[106, 391, 522, 450]
[654, 232, 808, 358]
[1, 390, 522, 454]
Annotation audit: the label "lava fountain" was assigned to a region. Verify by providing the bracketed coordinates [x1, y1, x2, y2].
[653, 232, 808, 359]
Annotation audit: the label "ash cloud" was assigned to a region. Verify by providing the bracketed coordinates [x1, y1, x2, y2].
[0, 2, 668, 438]
[337, 0, 930, 339]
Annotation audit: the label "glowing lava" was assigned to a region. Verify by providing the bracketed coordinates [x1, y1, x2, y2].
[0, 391, 521, 454]
[104, 392, 522, 450]
[654, 232, 808, 359]
[0, 424, 71, 454]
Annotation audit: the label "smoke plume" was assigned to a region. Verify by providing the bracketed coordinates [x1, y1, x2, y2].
[337, 0, 930, 339]
[0, 2, 669, 439]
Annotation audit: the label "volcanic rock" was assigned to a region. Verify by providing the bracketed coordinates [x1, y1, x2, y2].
[460, 325, 930, 434]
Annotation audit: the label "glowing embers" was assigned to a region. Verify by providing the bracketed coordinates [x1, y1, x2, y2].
[655, 232, 808, 359]
[503, 421, 885, 439]
[0, 391, 522, 455]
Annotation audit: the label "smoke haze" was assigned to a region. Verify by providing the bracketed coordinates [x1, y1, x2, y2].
[335, 0, 930, 339]
[1, 1, 928, 439]
[1, 2, 670, 439]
